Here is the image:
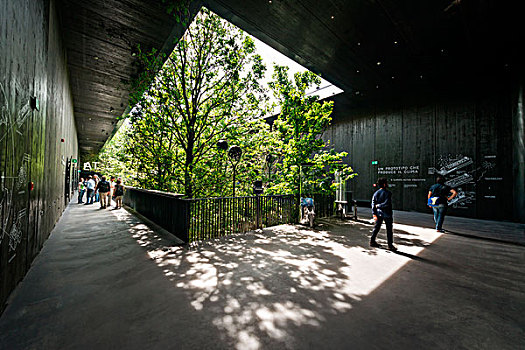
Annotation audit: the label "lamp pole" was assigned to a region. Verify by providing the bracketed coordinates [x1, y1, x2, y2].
[266, 154, 273, 186]
[228, 145, 242, 197]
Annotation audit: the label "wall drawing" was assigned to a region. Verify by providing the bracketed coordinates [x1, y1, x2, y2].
[0, 81, 32, 262]
[431, 156, 473, 176]
[0, 81, 31, 142]
[17, 154, 31, 192]
[430, 154, 495, 209]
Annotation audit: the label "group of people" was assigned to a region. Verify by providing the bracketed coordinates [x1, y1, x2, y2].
[370, 176, 457, 251]
[78, 175, 125, 209]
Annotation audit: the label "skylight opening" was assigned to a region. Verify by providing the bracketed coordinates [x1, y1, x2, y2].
[248, 35, 344, 104]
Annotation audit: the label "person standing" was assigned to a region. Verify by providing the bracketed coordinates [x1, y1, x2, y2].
[428, 176, 457, 232]
[113, 179, 124, 209]
[93, 174, 100, 202]
[96, 176, 111, 209]
[370, 178, 397, 251]
[78, 178, 86, 204]
[108, 176, 116, 207]
[85, 175, 95, 205]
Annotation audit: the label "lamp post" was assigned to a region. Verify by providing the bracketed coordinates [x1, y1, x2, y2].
[266, 154, 273, 186]
[228, 145, 242, 197]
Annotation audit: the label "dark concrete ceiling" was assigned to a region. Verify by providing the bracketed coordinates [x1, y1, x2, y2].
[57, 0, 185, 158]
[206, 0, 523, 96]
[58, 0, 523, 158]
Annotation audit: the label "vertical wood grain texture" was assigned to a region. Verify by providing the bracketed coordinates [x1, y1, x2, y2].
[0, 0, 78, 310]
[327, 89, 516, 222]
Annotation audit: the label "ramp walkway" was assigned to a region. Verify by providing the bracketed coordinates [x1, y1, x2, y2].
[1, 201, 524, 349]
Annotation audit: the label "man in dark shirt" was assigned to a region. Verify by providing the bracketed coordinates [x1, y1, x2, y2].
[95, 176, 111, 209]
[428, 176, 457, 232]
[370, 178, 396, 251]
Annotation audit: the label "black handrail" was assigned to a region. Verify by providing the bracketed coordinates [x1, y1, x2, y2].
[124, 188, 335, 244]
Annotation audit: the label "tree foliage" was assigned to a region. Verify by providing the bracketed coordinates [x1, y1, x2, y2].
[125, 8, 267, 197]
[99, 8, 355, 198]
[267, 66, 355, 196]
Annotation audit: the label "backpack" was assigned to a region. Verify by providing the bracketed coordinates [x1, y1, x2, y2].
[427, 196, 442, 207]
[114, 185, 124, 196]
[428, 184, 448, 207]
[98, 181, 110, 192]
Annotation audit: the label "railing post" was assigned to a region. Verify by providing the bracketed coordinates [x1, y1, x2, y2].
[256, 194, 260, 229]
[179, 199, 190, 243]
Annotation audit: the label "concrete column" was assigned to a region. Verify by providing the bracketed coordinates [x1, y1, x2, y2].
[513, 80, 525, 223]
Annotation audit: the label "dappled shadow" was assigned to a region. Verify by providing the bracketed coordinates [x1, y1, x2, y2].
[2, 203, 521, 350]
[110, 208, 444, 349]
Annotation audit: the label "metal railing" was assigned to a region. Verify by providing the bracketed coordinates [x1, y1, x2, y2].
[187, 195, 296, 242]
[124, 188, 335, 244]
[313, 193, 335, 218]
[123, 187, 189, 242]
[188, 194, 335, 241]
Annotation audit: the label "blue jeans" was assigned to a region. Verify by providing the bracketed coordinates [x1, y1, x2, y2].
[78, 189, 85, 203]
[86, 189, 94, 204]
[433, 205, 447, 230]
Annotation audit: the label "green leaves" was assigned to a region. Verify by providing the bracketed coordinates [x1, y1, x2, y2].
[116, 9, 272, 198]
[103, 8, 355, 199]
[266, 65, 355, 195]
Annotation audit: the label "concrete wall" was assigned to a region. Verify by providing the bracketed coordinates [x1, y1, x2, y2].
[0, 0, 78, 310]
[327, 83, 520, 222]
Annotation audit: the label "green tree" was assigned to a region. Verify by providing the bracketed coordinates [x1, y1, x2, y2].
[128, 8, 267, 197]
[268, 65, 355, 196]
[96, 121, 137, 185]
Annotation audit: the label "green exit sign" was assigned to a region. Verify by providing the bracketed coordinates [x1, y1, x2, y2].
[371, 160, 378, 165]
[72, 159, 78, 164]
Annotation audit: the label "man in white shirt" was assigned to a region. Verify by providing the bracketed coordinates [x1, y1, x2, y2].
[85, 175, 96, 205]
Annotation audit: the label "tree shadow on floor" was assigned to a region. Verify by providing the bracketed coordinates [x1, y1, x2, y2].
[109, 208, 450, 349]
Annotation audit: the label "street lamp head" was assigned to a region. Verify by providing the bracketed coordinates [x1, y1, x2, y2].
[217, 139, 229, 151]
[228, 145, 242, 161]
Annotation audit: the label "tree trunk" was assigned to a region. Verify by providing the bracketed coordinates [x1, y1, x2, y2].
[184, 134, 195, 198]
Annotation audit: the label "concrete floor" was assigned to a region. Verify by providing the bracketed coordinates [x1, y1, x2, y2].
[355, 207, 525, 245]
[0, 202, 524, 349]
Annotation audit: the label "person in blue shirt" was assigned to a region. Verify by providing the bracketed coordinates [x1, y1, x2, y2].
[370, 178, 396, 251]
[428, 176, 457, 232]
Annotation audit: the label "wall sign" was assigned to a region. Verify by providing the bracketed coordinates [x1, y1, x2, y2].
[83, 162, 100, 171]
[378, 165, 419, 175]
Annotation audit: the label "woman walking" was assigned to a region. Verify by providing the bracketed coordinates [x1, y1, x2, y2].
[113, 180, 125, 209]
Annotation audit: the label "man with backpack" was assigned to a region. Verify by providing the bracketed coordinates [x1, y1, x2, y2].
[96, 176, 111, 209]
[428, 176, 457, 232]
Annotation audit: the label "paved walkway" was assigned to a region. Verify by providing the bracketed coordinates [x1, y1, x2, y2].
[0, 202, 524, 349]
[356, 207, 525, 245]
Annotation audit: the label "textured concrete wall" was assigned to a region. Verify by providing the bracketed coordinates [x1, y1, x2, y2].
[326, 86, 518, 222]
[0, 0, 78, 310]
[512, 81, 525, 223]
